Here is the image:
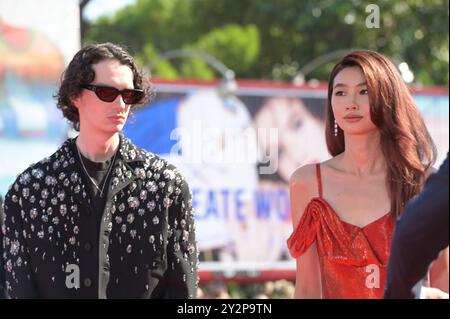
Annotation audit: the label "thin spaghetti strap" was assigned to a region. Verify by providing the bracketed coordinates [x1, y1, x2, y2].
[315, 163, 323, 198]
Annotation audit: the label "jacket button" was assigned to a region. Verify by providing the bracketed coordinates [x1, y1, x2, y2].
[84, 242, 92, 252]
[83, 278, 92, 287]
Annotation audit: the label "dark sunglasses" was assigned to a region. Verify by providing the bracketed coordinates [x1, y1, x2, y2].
[81, 84, 144, 104]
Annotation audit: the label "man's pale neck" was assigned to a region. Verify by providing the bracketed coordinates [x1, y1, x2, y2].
[76, 130, 120, 163]
[341, 132, 386, 176]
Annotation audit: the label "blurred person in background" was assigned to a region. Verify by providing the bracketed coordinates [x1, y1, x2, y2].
[287, 50, 448, 298]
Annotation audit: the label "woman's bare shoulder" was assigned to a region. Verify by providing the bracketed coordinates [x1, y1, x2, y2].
[290, 163, 318, 187]
[291, 156, 339, 182]
[289, 164, 319, 224]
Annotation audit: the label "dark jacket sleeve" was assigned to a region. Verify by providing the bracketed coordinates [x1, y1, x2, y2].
[165, 174, 199, 298]
[384, 155, 449, 299]
[1, 195, 8, 299]
[2, 186, 38, 298]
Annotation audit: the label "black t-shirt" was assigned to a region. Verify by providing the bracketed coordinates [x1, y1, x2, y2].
[70, 139, 118, 233]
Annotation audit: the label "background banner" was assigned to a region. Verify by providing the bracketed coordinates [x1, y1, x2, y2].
[123, 80, 449, 280]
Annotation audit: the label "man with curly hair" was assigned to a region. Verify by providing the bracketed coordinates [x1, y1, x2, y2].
[1, 43, 198, 298]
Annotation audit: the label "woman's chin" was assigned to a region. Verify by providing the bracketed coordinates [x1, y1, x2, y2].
[343, 127, 378, 136]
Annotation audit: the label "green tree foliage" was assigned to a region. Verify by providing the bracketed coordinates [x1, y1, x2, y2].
[85, 0, 449, 85]
[185, 24, 260, 77]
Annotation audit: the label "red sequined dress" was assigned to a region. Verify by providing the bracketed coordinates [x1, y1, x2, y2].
[287, 164, 395, 298]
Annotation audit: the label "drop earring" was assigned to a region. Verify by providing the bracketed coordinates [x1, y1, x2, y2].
[334, 120, 338, 137]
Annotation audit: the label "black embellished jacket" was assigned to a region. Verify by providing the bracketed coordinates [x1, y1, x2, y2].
[0, 195, 6, 299]
[1, 135, 198, 298]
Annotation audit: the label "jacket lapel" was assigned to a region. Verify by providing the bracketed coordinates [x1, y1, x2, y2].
[106, 134, 148, 202]
[52, 139, 92, 207]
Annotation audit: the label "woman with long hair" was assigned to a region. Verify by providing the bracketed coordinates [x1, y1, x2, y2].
[287, 50, 448, 298]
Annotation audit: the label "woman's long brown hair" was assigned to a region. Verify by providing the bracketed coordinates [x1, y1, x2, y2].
[325, 50, 437, 218]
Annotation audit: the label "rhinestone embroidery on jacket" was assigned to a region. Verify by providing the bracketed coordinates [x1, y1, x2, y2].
[2, 136, 199, 298]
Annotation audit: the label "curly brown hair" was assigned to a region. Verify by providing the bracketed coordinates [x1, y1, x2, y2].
[55, 42, 154, 131]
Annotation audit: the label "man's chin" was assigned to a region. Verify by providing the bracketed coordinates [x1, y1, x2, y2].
[101, 125, 124, 135]
[111, 123, 125, 131]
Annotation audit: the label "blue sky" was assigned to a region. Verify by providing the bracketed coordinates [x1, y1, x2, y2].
[83, 0, 137, 21]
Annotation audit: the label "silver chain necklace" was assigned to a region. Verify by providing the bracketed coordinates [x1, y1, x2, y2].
[76, 142, 118, 198]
